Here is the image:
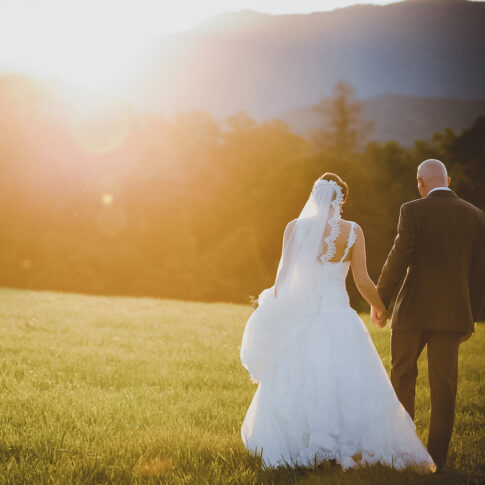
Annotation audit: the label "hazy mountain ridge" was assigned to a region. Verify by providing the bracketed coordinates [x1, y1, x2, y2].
[134, 0, 485, 124]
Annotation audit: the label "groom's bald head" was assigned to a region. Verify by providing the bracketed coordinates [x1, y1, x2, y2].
[418, 159, 448, 184]
[417, 159, 450, 197]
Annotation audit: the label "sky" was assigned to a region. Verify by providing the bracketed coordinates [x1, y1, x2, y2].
[0, 0, 482, 91]
[0, 1, 401, 67]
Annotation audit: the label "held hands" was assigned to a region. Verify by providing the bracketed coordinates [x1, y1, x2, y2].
[371, 306, 389, 328]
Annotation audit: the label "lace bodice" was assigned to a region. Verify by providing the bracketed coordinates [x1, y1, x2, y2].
[317, 221, 357, 310]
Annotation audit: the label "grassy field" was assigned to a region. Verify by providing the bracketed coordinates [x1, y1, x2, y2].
[0, 287, 483, 484]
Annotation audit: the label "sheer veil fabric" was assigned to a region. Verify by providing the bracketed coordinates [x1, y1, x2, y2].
[240, 180, 343, 384]
[239, 180, 436, 472]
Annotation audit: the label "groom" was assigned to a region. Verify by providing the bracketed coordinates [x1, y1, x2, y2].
[371, 159, 485, 471]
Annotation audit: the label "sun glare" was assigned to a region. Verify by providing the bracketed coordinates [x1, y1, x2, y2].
[22, 27, 145, 94]
[5, 1, 151, 96]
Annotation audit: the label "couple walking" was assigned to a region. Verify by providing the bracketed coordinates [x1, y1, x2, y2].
[240, 159, 485, 472]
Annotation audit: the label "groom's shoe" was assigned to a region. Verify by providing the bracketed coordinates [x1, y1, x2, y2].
[428, 444, 447, 474]
[433, 460, 446, 474]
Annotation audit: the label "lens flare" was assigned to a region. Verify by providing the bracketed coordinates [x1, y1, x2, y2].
[70, 100, 133, 154]
[102, 193, 113, 205]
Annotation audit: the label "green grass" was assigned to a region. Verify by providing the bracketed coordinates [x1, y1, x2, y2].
[0, 287, 483, 484]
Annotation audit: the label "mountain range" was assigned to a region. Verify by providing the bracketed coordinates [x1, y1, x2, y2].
[131, 0, 485, 144]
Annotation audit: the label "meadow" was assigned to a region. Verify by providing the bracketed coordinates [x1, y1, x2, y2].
[0, 287, 483, 484]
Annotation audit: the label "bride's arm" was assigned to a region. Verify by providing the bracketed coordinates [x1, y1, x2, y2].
[350, 224, 387, 314]
[274, 220, 296, 297]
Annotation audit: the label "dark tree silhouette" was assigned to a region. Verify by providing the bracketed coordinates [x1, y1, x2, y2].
[312, 81, 374, 154]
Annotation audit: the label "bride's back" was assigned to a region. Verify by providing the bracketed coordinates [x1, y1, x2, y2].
[320, 219, 356, 263]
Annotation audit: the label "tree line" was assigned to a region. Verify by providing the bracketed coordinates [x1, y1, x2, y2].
[0, 76, 483, 312]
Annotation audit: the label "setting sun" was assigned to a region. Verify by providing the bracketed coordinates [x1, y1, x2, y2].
[0, 0, 168, 94]
[11, 21, 146, 93]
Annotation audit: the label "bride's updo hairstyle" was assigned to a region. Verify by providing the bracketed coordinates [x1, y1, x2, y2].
[318, 172, 349, 204]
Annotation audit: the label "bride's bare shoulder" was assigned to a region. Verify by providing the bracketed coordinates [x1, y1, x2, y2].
[341, 219, 362, 230]
[339, 220, 364, 244]
[339, 219, 359, 230]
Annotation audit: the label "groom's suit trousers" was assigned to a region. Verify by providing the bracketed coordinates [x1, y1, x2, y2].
[390, 329, 462, 469]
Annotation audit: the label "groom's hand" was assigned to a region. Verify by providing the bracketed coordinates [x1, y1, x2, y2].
[371, 306, 388, 328]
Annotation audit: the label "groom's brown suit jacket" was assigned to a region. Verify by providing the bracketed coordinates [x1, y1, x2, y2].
[378, 190, 485, 333]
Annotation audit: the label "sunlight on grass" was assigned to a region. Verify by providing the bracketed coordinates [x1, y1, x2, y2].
[0, 287, 483, 484]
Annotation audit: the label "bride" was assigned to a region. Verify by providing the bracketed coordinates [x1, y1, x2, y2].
[240, 173, 436, 472]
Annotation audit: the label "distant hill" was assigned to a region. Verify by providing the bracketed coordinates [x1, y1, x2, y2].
[279, 94, 485, 146]
[134, 0, 485, 122]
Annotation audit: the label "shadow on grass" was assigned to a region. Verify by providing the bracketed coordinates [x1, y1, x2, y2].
[241, 452, 477, 485]
[0, 444, 479, 484]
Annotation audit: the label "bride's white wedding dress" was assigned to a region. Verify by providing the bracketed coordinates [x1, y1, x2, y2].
[240, 180, 435, 472]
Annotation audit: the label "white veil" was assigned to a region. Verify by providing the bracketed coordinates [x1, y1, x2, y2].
[241, 180, 344, 383]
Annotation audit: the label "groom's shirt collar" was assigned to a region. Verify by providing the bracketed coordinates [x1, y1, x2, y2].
[427, 186, 451, 195]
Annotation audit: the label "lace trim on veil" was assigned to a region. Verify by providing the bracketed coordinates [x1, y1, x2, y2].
[318, 183, 344, 264]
